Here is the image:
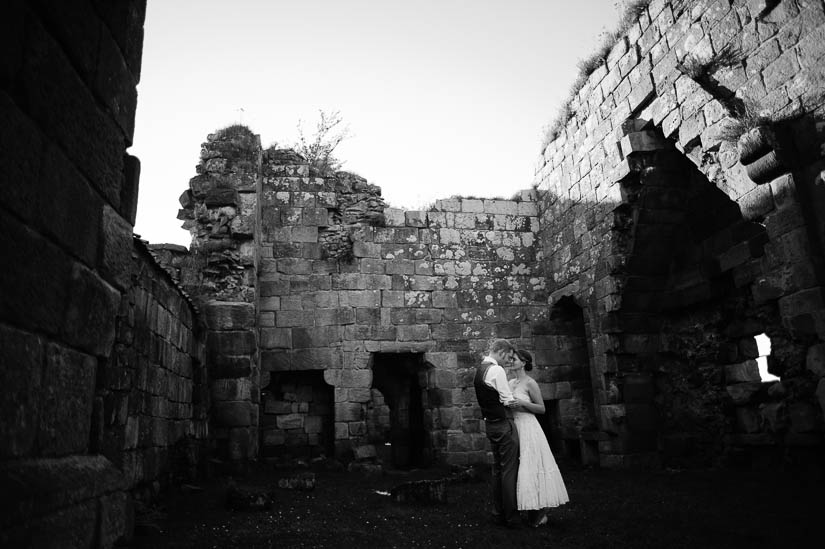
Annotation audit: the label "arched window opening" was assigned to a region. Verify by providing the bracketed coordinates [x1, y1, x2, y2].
[755, 333, 779, 382]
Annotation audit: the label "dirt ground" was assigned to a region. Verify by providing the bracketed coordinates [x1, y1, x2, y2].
[131, 461, 821, 549]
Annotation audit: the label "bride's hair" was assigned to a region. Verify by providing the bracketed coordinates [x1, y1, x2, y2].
[515, 349, 533, 371]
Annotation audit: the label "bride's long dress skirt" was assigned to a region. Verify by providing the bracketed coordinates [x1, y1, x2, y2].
[512, 387, 570, 510]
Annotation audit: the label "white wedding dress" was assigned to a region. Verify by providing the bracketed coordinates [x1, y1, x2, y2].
[511, 380, 570, 510]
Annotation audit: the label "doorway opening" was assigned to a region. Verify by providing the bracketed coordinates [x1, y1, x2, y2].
[260, 371, 334, 461]
[370, 353, 432, 468]
[543, 297, 598, 463]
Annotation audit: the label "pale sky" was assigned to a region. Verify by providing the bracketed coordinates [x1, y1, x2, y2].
[131, 0, 625, 246]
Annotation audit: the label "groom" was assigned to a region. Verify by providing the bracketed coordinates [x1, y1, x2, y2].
[474, 338, 521, 528]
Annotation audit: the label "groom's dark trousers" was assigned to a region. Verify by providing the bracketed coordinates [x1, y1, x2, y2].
[485, 417, 519, 524]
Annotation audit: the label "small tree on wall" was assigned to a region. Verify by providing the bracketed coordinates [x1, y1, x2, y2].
[294, 109, 350, 175]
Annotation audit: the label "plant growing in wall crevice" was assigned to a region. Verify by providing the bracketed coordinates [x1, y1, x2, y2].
[676, 44, 746, 116]
[541, 0, 653, 151]
[212, 123, 255, 141]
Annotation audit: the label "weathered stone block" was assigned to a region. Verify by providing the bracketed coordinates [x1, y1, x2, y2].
[292, 326, 342, 348]
[816, 379, 825, 417]
[735, 406, 763, 433]
[726, 382, 765, 405]
[434, 369, 456, 388]
[432, 291, 458, 308]
[260, 328, 291, 349]
[725, 360, 761, 383]
[0, 324, 44, 458]
[384, 208, 405, 226]
[260, 351, 292, 372]
[348, 421, 367, 436]
[340, 290, 381, 308]
[382, 290, 404, 307]
[212, 378, 254, 402]
[446, 432, 474, 452]
[424, 352, 458, 370]
[276, 413, 304, 430]
[352, 241, 381, 258]
[276, 310, 315, 327]
[293, 348, 340, 370]
[386, 259, 415, 275]
[21, 20, 124, 204]
[213, 401, 257, 427]
[99, 490, 130, 547]
[276, 257, 312, 275]
[206, 330, 256, 356]
[209, 354, 254, 378]
[38, 343, 96, 455]
[62, 263, 120, 357]
[205, 301, 255, 330]
[779, 287, 825, 318]
[405, 211, 427, 227]
[359, 258, 385, 274]
[335, 402, 363, 422]
[339, 368, 372, 389]
[760, 401, 788, 432]
[807, 343, 825, 377]
[355, 307, 380, 325]
[789, 401, 821, 433]
[228, 426, 257, 460]
[627, 74, 655, 114]
[600, 404, 625, 434]
[348, 387, 372, 403]
[397, 324, 430, 341]
[41, 147, 107, 269]
[203, 187, 238, 207]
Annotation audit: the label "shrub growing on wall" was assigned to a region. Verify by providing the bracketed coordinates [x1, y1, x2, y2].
[294, 109, 350, 175]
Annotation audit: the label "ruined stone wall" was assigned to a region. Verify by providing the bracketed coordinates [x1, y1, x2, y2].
[100, 239, 208, 497]
[177, 127, 261, 468]
[258, 149, 543, 465]
[534, 0, 825, 468]
[0, 1, 147, 545]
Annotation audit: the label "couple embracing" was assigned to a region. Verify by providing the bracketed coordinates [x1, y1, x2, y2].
[474, 339, 569, 529]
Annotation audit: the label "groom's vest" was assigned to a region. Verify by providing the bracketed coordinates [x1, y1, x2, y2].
[474, 363, 507, 421]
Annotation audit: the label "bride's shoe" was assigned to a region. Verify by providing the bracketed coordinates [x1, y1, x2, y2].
[531, 509, 549, 528]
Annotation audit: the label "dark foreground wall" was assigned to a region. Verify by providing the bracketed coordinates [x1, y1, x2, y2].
[0, 2, 209, 546]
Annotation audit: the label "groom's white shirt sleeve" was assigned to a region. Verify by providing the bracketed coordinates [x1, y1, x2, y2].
[482, 356, 515, 405]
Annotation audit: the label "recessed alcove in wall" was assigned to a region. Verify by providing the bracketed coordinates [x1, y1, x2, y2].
[260, 371, 334, 461]
[370, 353, 432, 468]
[538, 296, 598, 464]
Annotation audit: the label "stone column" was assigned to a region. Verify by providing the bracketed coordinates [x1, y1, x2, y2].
[177, 126, 262, 467]
[205, 301, 258, 470]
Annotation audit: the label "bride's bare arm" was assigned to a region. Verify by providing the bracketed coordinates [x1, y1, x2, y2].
[518, 379, 545, 415]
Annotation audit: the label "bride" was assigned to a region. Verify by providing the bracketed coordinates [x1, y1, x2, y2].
[508, 349, 569, 527]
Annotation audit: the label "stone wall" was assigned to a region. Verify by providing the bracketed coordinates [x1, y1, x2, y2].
[255, 150, 543, 465]
[0, 1, 146, 546]
[174, 140, 544, 466]
[0, 2, 216, 545]
[534, 0, 825, 468]
[100, 239, 207, 496]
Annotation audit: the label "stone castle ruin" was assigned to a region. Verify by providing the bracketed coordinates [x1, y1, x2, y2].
[2, 0, 825, 545]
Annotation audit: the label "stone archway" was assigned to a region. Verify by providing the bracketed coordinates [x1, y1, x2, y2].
[597, 120, 822, 468]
